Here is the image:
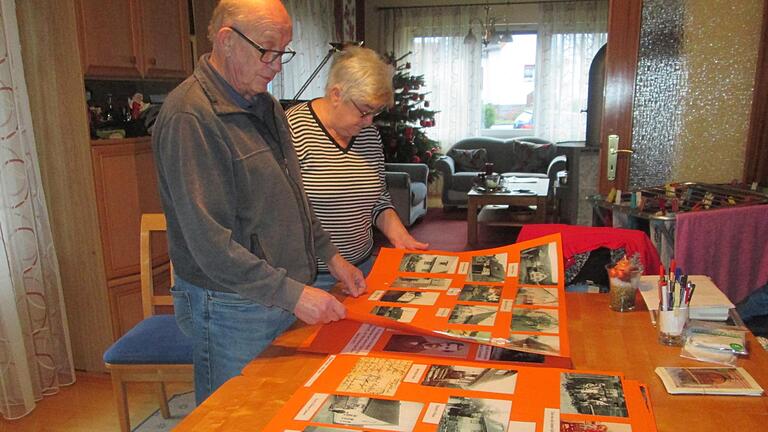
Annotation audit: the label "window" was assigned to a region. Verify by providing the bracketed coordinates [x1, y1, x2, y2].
[481, 32, 537, 138]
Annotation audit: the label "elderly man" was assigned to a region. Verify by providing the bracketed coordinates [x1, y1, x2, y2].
[152, 0, 366, 404]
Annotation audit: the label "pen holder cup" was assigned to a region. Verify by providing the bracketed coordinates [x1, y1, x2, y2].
[606, 265, 641, 312]
[658, 308, 689, 346]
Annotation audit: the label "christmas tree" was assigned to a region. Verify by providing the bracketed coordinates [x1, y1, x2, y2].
[376, 52, 441, 181]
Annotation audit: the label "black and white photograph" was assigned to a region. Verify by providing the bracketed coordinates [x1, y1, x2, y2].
[448, 305, 498, 326]
[399, 253, 459, 274]
[382, 334, 469, 358]
[506, 334, 560, 354]
[486, 346, 546, 364]
[467, 253, 508, 283]
[437, 396, 511, 432]
[371, 306, 417, 323]
[514, 287, 559, 306]
[379, 290, 439, 305]
[437, 329, 492, 342]
[390, 276, 453, 290]
[458, 284, 503, 303]
[311, 394, 423, 431]
[519, 242, 559, 285]
[510, 308, 559, 333]
[421, 365, 518, 394]
[560, 373, 629, 417]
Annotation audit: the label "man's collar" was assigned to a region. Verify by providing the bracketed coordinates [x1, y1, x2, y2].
[194, 54, 270, 116]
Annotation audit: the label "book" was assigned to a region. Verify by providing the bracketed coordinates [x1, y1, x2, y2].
[654, 367, 764, 396]
[639, 275, 734, 321]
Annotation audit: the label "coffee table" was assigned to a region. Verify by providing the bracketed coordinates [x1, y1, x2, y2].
[467, 177, 549, 245]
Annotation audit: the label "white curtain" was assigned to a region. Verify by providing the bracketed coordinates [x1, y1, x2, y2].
[0, 0, 74, 420]
[534, 0, 608, 143]
[272, 0, 336, 101]
[378, 6, 484, 152]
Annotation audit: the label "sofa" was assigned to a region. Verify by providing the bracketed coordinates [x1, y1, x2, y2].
[435, 136, 563, 208]
[384, 163, 429, 227]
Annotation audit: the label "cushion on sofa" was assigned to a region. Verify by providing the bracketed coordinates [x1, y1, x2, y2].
[410, 182, 428, 205]
[447, 148, 487, 171]
[507, 140, 556, 173]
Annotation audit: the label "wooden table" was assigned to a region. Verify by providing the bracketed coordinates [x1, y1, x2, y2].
[174, 293, 768, 431]
[467, 178, 549, 245]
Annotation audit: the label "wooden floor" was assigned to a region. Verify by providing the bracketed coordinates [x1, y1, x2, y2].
[0, 372, 192, 432]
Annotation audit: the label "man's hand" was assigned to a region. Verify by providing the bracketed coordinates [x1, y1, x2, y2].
[327, 253, 367, 297]
[293, 286, 346, 325]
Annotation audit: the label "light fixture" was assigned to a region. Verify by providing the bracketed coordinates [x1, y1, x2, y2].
[464, 4, 497, 47]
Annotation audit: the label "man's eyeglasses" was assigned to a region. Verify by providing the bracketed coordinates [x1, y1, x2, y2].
[350, 100, 386, 118]
[227, 26, 296, 64]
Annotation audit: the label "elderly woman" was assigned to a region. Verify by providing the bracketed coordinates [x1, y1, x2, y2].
[286, 46, 428, 289]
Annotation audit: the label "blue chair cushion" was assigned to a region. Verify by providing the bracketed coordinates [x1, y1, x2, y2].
[410, 182, 427, 205]
[103, 315, 193, 365]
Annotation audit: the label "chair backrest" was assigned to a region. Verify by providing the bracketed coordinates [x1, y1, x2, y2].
[140, 213, 174, 319]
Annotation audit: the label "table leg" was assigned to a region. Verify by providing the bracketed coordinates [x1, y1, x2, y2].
[535, 197, 547, 223]
[467, 198, 479, 245]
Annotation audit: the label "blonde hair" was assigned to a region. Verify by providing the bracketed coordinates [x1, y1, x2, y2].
[326, 46, 394, 107]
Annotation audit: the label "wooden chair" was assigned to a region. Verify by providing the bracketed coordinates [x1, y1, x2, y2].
[103, 213, 193, 432]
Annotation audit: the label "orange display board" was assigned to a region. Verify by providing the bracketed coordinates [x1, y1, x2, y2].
[262, 353, 658, 431]
[301, 319, 573, 369]
[344, 234, 570, 358]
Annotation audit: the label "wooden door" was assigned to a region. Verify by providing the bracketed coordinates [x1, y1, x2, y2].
[137, 0, 193, 78]
[75, 0, 142, 78]
[598, 0, 643, 194]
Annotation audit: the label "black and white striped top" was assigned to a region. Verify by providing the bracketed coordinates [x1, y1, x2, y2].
[286, 100, 394, 271]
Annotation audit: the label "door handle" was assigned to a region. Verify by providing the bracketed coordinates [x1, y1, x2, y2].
[607, 134, 633, 181]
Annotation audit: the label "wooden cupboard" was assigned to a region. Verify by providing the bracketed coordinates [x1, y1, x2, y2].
[75, 0, 192, 79]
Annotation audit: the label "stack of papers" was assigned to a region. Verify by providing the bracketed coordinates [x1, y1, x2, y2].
[638, 275, 734, 321]
[655, 367, 763, 396]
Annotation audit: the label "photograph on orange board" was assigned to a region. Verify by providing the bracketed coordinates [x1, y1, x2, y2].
[299, 320, 573, 369]
[343, 234, 570, 358]
[261, 354, 653, 432]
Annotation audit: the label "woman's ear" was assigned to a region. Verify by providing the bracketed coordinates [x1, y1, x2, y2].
[329, 86, 344, 107]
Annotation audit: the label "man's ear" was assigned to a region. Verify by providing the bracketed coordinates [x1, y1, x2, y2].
[215, 27, 234, 56]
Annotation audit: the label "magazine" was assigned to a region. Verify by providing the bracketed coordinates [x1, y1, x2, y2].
[654, 367, 764, 396]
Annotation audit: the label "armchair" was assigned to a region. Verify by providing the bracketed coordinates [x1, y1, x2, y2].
[384, 163, 429, 227]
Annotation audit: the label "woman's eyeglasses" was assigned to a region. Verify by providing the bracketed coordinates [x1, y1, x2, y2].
[350, 100, 386, 118]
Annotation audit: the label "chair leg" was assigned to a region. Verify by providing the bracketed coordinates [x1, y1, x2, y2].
[156, 382, 171, 418]
[110, 373, 131, 432]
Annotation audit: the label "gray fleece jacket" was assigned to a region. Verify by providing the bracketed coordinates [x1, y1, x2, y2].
[152, 55, 338, 311]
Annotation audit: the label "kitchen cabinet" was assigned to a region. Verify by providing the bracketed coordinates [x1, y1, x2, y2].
[75, 0, 192, 79]
[91, 138, 171, 335]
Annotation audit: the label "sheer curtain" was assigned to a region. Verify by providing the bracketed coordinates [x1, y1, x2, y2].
[535, 0, 608, 143]
[378, 6, 484, 152]
[0, 0, 74, 420]
[272, 0, 336, 101]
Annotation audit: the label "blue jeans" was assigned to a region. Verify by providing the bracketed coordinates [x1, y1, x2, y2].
[313, 255, 375, 291]
[736, 283, 768, 321]
[170, 276, 296, 405]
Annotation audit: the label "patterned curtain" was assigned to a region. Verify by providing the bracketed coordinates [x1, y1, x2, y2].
[271, 0, 336, 101]
[0, 0, 74, 420]
[378, 6, 484, 152]
[534, 1, 608, 143]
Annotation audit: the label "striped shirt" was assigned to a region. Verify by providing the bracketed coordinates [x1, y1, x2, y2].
[286, 100, 394, 270]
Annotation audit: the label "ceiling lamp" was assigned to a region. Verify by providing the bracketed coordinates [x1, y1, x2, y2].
[464, 4, 497, 47]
